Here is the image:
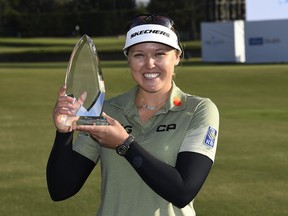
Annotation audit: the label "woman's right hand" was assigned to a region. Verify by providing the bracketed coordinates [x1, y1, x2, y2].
[53, 86, 78, 133]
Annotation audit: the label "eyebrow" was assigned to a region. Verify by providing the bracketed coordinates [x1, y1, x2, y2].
[131, 47, 171, 53]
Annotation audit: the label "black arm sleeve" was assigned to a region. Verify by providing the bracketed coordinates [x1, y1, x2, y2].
[125, 141, 213, 208]
[46, 131, 96, 201]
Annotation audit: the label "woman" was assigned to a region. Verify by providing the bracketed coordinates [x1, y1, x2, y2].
[47, 14, 219, 216]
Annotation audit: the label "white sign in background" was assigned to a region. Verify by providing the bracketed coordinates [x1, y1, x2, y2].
[201, 21, 245, 63]
[201, 0, 288, 63]
[245, 19, 288, 63]
[246, 0, 288, 21]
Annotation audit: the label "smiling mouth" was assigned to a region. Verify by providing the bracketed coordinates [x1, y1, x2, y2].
[143, 73, 160, 79]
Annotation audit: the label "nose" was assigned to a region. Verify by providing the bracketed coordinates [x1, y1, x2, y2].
[145, 57, 156, 69]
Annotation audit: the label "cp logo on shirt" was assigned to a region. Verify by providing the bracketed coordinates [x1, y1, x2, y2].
[156, 124, 177, 132]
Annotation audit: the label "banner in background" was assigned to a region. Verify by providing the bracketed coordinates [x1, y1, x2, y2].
[245, 19, 288, 63]
[246, 0, 288, 21]
[201, 21, 245, 63]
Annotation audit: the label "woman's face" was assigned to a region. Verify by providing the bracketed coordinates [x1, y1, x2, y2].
[127, 42, 180, 94]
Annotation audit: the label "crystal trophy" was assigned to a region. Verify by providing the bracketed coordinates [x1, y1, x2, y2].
[63, 34, 108, 126]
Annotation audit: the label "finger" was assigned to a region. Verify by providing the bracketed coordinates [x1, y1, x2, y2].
[77, 91, 87, 106]
[76, 124, 94, 131]
[57, 96, 75, 104]
[54, 106, 73, 116]
[102, 112, 107, 117]
[76, 125, 96, 136]
[103, 113, 116, 126]
[55, 98, 75, 111]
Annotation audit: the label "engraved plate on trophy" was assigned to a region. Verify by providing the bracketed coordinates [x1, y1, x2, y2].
[63, 34, 108, 126]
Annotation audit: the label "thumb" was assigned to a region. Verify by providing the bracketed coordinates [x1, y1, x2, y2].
[59, 85, 67, 97]
[102, 112, 116, 125]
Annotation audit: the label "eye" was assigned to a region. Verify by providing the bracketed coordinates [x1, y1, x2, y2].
[155, 52, 166, 57]
[133, 53, 144, 57]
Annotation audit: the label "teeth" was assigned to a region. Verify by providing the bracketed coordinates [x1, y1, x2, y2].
[144, 73, 160, 79]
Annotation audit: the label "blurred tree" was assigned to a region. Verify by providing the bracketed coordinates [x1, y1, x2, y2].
[0, 0, 139, 36]
[58, 0, 100, 12]
[98, 0, 135, 10]
[0, 0, 136, 14]
[0, 0, 212, 38]
[3, 0, 57, 13]
[147, 0, 206, 39]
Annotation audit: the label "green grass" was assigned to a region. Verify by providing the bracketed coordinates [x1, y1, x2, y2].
[0, 61, 287, 216]
[0, 37, 200, 55]
[0, 37, 126, 54]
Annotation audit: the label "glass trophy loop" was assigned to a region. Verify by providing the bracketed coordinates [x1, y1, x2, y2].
[63, 34, 108, 126]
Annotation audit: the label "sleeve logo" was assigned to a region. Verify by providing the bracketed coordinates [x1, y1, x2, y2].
[203, 126, 217, 148]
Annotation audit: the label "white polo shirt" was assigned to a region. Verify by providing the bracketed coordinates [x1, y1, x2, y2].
[73, 82, 219, 216]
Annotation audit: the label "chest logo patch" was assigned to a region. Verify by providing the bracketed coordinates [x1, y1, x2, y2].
[203, 126, 217, 148]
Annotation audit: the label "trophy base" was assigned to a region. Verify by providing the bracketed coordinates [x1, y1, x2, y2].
[76, 116, 108, 126]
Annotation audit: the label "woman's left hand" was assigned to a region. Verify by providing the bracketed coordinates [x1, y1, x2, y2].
[75, 113, 129, 149]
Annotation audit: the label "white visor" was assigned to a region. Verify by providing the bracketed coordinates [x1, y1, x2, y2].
[123, 24, 181, 54]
